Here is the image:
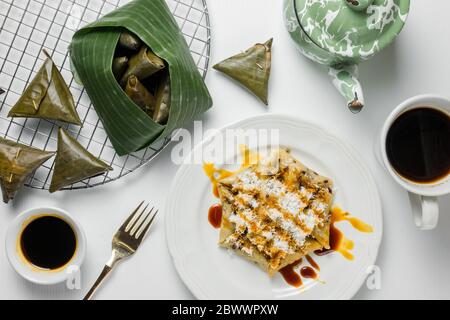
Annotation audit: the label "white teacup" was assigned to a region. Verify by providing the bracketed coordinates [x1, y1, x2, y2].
[5, 207, 86, 285]
[376, 94, 450, 230]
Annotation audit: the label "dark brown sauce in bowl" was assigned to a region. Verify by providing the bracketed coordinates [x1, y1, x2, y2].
[20, 216, 77, 270]
[386, 107, 450, 183]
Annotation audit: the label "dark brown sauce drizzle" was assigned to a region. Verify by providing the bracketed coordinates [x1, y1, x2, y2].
[314, 220, 343, 257]
[280, 256, 319, 288]
[300, 266, 318, 279]
[208, 204, 223, 229]
[279, 259, 303, 288]
[305, 254, 320, 271]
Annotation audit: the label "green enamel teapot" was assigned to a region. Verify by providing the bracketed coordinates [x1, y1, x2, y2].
[283, 0, 410, 113]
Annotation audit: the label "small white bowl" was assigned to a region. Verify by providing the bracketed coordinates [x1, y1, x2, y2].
[5, 207, 87, 285]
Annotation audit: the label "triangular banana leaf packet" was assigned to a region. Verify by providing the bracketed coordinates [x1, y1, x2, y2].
[0, 137, 55, 203]
[214, 38, 273, 105]
[50, 128, 112, 193]
[70, 0, 213, 156]
[8, 51, 82, 126]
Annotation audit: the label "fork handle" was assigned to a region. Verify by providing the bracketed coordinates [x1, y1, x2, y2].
[83, 265, 113, 300]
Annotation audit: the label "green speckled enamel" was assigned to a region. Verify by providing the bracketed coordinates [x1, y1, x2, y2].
[284, 0, 410, 65]
[346, 0, 375, 12]
[283, 0, 410, 110]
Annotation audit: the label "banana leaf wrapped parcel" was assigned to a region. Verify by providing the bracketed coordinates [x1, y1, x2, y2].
[0, 138, 55, 203]
[69, 0, 212, 156]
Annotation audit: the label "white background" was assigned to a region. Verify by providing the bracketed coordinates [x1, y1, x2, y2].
[1, 0, 449, 299]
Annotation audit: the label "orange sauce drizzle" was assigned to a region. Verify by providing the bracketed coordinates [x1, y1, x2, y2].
[332, 207, 374, 233]
[203, 145, 260, 198]
[333, 207, 373, 260]
[203, 163, 234, 198]
[315, 207, 373, 261]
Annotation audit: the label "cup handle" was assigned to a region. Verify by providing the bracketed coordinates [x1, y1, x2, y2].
[408, 193, 439, 230]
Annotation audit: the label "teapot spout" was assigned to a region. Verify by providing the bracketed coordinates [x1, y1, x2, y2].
[329, 65, 365, 113]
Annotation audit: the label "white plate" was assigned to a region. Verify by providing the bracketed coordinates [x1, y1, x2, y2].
[165, 114, 382, 300]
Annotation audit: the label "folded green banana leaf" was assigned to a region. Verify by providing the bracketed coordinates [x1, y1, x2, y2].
[50, 128, 112, 193]
[8, 51, 82, 125]
[70, 0, 213, 156]
[0, 137, 55, 203]
[214, 39, 273, 105]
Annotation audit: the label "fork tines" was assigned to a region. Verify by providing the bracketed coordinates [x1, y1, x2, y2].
[121, 201, 158, 240]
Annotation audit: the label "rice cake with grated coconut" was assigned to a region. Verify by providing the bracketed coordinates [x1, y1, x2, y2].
[217, 148, 334, 276]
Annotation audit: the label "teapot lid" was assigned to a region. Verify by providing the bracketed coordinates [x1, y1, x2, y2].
[294, 0, 410, 62]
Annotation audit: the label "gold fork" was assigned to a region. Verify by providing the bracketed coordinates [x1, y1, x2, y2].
[83, 201, 158, 300]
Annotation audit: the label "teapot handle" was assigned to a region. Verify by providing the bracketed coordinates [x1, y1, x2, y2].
[329, 64, 365, 113]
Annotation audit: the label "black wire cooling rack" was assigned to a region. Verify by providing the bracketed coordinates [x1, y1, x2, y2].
[0, 0, 211, 190]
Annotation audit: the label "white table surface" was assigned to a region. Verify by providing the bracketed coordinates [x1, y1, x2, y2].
[1, 0, 449, 300]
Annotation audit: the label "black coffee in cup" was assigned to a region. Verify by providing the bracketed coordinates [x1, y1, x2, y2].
[386, 107, 450, 183]
[20, 215, 77, 270]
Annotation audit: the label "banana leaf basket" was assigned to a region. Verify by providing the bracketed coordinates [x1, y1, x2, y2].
[0, 0, 211, 190]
